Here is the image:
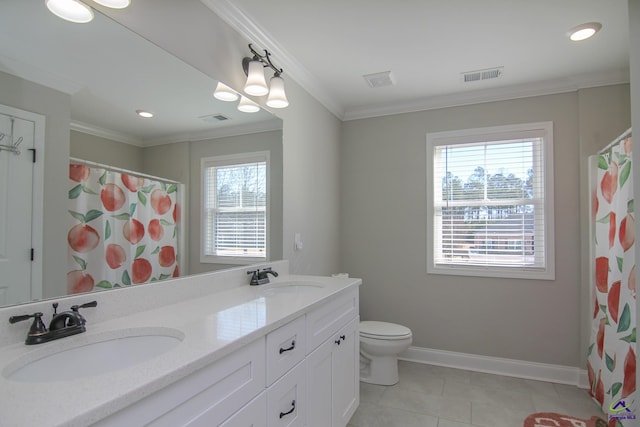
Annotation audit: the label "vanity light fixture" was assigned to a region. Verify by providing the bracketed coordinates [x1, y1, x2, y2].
[242, 44, 289, 108]
[568, 22, 602, 41]
[237, 96, 260, 113]
[213, 82, 240, 102]
[136, 109, 154, 118]
[45, 0, 131, 23]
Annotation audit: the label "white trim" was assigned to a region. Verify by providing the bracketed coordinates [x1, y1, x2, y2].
[400, 346, 589, 388]
[426, 121, 555, 280]
[71, 119, 282, 148]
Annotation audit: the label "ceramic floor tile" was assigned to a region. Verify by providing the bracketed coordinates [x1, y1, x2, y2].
[443, 379, 536, 413]
[437, 418, 475, 427]
[359, 382, 386, 403]
[349, 362, 608, 427]
[471, 401, 531, 427]
[349, 401, 439, 427]
[379, 386, 472, 423]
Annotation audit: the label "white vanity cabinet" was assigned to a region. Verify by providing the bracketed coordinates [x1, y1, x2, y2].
[306, 291, 360, 427]
[92, 286, 359, 427]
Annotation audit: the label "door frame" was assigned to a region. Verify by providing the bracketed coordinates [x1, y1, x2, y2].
[0, 104, 45, 301]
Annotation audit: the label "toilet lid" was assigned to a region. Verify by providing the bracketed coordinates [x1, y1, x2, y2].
[360, 321, 412, 339]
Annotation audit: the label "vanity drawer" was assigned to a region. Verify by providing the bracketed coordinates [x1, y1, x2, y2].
[94, 338, 266, 427]
[219, 392, 267, 427]
[266, 360, 306, 427]
[306, 288, 358, 353]
[266, 315, 306, 386]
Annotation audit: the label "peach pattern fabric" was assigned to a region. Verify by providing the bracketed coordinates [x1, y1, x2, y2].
[588, 133, 636, 424]
[67, 163, 180, 294]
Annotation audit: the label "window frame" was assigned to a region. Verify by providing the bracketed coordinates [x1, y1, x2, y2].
[200, 151, 270, 265]
[426, 122, 555, 280]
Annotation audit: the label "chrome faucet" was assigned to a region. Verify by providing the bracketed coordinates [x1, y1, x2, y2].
[247, 267, 279, 285]
[9, 300, 97, 345]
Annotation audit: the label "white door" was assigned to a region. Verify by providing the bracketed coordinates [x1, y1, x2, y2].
[0, 106, 43, 306]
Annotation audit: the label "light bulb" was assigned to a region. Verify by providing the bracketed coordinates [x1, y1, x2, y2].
[243, 60, 269, 96]
[213, 82, 239, 102]
[238, 96, 260, 113]
[266, 75, 289, 108]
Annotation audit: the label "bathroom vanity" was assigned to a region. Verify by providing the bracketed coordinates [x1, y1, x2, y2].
[0, 262, 361, 426]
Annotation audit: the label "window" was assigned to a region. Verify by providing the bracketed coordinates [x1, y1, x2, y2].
[201, 152, 269, 264]
[426, 122, 554, 280]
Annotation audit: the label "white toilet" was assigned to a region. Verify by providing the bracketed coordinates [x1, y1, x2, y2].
[359, 321, 413, 385]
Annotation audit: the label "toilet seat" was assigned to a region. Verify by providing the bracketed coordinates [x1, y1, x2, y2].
[360, 321, 412, 340]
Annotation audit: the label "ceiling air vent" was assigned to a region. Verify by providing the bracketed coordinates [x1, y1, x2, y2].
[363, 71, 395, 88]
[199, 114, 231, 122]
[461, 66, 504, 83]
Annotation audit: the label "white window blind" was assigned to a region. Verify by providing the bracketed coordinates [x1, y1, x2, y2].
[427, 123, 554, 280]
[202, 153, 268, 263]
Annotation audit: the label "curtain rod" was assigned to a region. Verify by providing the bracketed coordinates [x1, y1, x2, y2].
[69, 157, 181, 185]
[598, 127, 632, 154]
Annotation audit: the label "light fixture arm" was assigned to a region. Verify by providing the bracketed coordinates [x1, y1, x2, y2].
[242, 43, 284, 77]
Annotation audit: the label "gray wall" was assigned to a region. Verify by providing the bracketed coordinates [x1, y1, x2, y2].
[187, 130, 284, 275]
[0, 70, 71, 299]
[70, 131, 144, 171]
[340, 86, 630, 367]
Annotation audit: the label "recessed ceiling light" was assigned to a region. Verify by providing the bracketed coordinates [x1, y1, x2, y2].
[92, 0, 131, 9]
[136, 110, 154, 118]
[46, 0, 94, 23]
[568, 22, 602, 41]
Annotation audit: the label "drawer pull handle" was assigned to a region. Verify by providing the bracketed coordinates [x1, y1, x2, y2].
[279, 340, 296, 354]
[279, 400, 296, 418]
[340, 335, 346, 341]
[335, 338, 341, 345]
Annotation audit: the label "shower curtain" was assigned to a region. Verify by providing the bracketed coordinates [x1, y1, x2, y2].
[588, 130, 636, 423]
[67, 161, 180, 294]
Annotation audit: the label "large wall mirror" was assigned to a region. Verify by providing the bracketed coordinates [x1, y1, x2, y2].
[0, 0, 283, 308]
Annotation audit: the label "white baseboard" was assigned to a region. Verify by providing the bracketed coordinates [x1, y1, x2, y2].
[399, 346, 589, 389]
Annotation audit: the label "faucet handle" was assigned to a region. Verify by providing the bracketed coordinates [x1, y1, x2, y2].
[70, 300, 97, 325]
[9, 312, 47, 336]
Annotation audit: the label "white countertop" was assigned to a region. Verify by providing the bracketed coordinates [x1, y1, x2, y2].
[0, 275, 361, 427]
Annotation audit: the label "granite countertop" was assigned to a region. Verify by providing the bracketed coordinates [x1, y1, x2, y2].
[0, 275, 361, 427]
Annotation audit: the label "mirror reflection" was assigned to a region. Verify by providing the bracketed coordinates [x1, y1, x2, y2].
[0, 0, 283, 308]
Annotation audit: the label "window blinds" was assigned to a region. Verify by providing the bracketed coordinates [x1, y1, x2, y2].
[432, 137, 547, 270]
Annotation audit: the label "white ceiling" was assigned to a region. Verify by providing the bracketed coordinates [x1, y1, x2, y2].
[204, 0, 630, 120]
[0, 0, 280, 146]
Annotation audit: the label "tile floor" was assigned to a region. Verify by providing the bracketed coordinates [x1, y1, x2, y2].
[347, 361, 605, 427]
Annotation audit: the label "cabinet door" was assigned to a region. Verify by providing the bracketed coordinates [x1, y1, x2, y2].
[332, 317, 359, 427]
[306, 336, 333, 427]
[306, 316, 359, 427]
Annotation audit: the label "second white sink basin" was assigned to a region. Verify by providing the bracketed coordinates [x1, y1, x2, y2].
[5, 328, 183, 383]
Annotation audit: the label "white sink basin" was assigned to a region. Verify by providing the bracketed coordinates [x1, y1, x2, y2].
[4, 328, 183, 383]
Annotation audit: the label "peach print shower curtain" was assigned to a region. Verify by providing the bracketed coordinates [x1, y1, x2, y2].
[588, 130, 636, 424]
[67, 161, 180, 294]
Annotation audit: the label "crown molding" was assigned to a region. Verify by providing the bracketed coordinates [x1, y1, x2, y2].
[200, 0, 345, 120]
[343, 69, 630, 121]
[144, 118, 283, 146]
[71, 119, 283, 147]
[70, 121, 143, 146]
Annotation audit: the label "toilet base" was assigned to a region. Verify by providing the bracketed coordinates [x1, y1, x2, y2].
[359, 355, 399, 386]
